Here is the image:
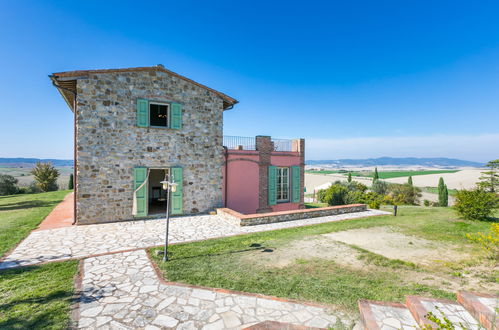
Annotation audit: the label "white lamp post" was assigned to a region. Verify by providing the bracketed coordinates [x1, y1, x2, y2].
[160, 180, 177, 262]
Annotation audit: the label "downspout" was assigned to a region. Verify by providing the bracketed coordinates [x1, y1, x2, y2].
[223, 146, 228, 207]
[50, 78, 78, 225]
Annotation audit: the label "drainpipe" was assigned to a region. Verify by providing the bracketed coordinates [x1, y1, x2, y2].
[223, 146, 228, 207]
[50, 78, 78, 225]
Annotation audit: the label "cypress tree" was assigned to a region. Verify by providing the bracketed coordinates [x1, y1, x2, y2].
[373, 167, 379, 183]
[438, 177, 446, 206]
[408, 176, 413, 186]
[347, 172, 352, 183]
[68, 173, 74, 190]
[441, 184, 449, 207]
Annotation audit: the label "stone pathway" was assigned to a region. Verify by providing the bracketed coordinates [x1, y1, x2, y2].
[0, 210, 387, 269]
[79, 250, 345, 329]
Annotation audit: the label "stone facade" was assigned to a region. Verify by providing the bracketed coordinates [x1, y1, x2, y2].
[71, 69, 229, 224]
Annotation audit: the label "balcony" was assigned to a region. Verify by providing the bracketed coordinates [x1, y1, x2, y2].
[223, 135, 296, 152]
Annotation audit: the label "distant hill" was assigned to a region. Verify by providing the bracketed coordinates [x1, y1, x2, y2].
[0, 158, 73, 167]
[305, 157, 484, 168]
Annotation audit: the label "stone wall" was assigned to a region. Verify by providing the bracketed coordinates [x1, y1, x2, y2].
[217, 204, 368, 226]
[75, 70, 225, 224]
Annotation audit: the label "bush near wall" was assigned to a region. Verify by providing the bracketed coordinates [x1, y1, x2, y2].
[454, 188, 499, 221]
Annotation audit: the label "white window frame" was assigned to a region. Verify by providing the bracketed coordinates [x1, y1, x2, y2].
[149, 102, 170, 128]
[276, 167, 290, 203]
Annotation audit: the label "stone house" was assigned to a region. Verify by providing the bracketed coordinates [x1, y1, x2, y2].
[50, 65, 303, 224]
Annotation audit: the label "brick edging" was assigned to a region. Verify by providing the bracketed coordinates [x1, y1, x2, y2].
[457, 291, 499, 329]
[69, 259, 84, 330]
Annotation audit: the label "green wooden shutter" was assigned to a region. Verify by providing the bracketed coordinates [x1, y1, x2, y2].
[291, 166, 301, 203]
[136, 99, 149, 127]
[268, 166, 277, 206]
[170, 103, 182, 129]
[134, 167, 148, 217]
[171, 167, 183, 214]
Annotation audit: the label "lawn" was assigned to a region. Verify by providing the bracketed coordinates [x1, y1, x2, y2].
[0, 190, 70, 257]
[150, 206, 496, 313]
[0, 260, 78, 329]
[350, 170, 459, 179]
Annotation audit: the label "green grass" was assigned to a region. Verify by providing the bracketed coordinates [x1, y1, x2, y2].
[423, 186, 458, 196]
[0, 191, 70, 257]
[150, 206, 492, 312]
[350, 170, 459, 179]
[0, 260, 78, 329]
[304, 202, 328, 208]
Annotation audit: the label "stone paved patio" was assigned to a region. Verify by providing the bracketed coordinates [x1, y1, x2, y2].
[79, 250, 346, 329]
[0, 210, 387, 269]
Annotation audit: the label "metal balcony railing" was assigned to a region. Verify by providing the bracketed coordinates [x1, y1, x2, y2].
[223, 136, 256, 150]
[271, 138, 293, 152]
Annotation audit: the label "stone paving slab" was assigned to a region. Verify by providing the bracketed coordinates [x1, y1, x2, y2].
[79, 250, 348, 329]
[0, 210, 387, 269]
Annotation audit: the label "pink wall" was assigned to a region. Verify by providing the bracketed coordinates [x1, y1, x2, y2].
[223, 151, 260, 214]
[223, 149, 302, 215]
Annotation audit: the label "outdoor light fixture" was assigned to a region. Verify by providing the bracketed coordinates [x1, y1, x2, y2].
[160, 180, 178, 262]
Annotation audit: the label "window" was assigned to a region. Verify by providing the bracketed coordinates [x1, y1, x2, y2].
[149, 103, 169, 127]
[276, 167, 289, 202]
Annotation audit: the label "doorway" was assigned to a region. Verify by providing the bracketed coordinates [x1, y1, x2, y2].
[148, 168, 170, 215]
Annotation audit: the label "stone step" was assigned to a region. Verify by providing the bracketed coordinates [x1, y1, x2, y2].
[405, 295, 481, 329]
[358, 299, 419, 329]
[457, 291, 499, 330]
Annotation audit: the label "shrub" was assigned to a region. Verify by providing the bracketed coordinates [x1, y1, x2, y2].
[407, 176, 413, 186]
[389, 183, 422, 205]
[316, 189, 328, 203]
[344, 191, 365, 204]
[362, 192, 384, 209]
[31, 162, 59, 192]
[371, 179, 388, 195]
[423, 199, 430, 207]
[0, 174, 18, 195]
[322, 184, 349, 206]
[454, 188, 498, 221]
[466, 223, 499, 259]
[343, 181, 367, 193]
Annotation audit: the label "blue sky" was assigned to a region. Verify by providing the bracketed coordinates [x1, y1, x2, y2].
[0, 1, 498, 161]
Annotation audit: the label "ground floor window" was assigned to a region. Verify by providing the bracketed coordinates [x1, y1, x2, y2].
[276, 167, 289, 202]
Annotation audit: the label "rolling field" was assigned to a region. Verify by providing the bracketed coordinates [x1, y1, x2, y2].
[0, 166, 72, 189]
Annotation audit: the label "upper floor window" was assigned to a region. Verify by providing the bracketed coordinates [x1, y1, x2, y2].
[149, 103, 169, 127]
[136, 99, 182, 129]
[276, 167, 289, 202]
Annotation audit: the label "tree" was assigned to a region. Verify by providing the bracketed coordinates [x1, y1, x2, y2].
[389, 184, 422, 205]
[347, 172, 352, 183]
[478, 159, 499, 193]
[31, 162, 59, 192]
[454, 188, 498, 220]
[408, 176, 413, 186]
[438, 177, 448, 206]
[68, 173, 74, 189]
[372, 167, 379, 183]
[0, 174, 18, 195]
[371, 179, 388, 195]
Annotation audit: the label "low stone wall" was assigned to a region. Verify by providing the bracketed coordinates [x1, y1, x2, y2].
[217, 204, 367, 226]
